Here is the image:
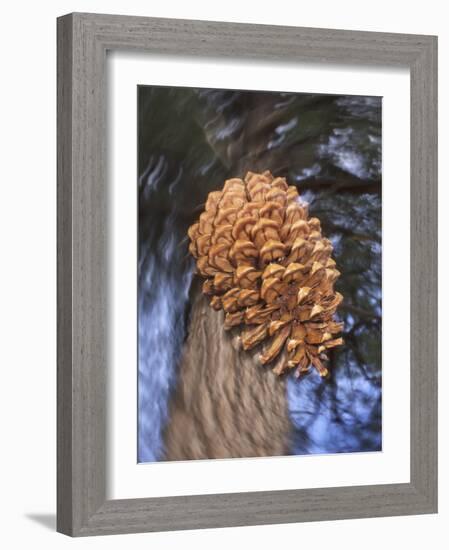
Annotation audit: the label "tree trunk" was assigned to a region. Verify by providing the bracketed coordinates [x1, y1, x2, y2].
[163, 280, 292, 460]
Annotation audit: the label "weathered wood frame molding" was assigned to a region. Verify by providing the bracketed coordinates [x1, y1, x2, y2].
[57, 12, 437, 536]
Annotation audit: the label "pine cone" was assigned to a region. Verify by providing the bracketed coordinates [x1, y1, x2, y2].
[188, 171, 343, 378]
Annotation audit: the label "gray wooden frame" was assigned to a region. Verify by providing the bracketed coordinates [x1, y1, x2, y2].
[57, 12, 438, 537]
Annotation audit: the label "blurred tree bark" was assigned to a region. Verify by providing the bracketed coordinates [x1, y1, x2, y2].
[163, 280, 291, 460]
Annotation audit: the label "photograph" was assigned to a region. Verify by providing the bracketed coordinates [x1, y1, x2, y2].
[137, 86, 382, 463]
[0, 2, 439, 543]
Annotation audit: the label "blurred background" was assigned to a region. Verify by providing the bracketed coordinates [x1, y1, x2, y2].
[138, 86, 382, 462]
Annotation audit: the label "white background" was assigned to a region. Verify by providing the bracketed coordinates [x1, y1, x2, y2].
[0, 1, 445, 549]
[109, 54, 410, 498]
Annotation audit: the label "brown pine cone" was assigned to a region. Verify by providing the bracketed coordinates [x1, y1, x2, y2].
[188, 171, 343, 378]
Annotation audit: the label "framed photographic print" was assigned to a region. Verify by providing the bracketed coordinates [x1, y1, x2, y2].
[57, 13, 437, 536]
